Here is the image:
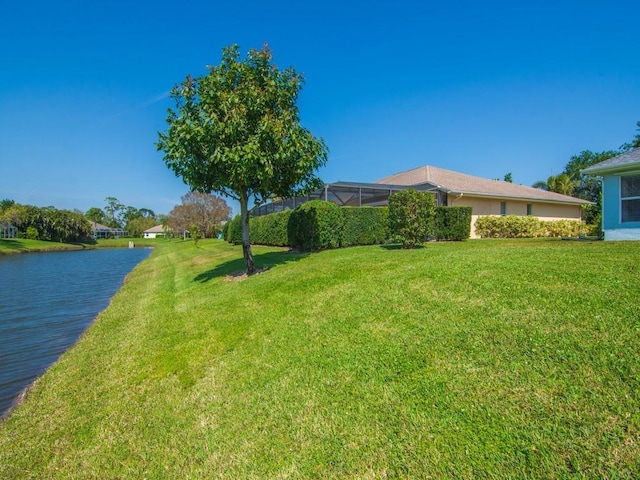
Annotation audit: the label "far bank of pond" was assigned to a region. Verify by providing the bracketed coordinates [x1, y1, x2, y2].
[0, 238, 161, 255]
[0, 247, 152, 416]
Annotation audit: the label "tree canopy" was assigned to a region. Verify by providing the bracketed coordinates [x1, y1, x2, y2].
[532, 120, 640, 226]
[157, 44, 328, 274]
[0, 203, 92, 242]
[167, 192, 231, 238]
[86, 198, 160, 237]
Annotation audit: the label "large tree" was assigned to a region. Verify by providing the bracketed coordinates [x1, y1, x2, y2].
[103, 196, 125, 228]
[157, 44, 328, 274]
[85, 207, 107, 225]
[167, 192, 231, 238]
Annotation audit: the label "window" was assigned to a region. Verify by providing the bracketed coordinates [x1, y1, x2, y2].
[526, 204, 532, 216]
[500, 202, 506, 216]
[621, 175, 640, 223]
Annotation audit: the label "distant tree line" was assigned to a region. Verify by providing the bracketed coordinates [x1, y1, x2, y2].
[0, 193, 232, 242]
[84, 196, 164, 237]
[533, 120, 640, 225]
[0, 200, 92, 242]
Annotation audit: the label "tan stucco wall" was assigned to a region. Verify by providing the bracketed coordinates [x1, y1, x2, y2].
[448, 196, 583, 238]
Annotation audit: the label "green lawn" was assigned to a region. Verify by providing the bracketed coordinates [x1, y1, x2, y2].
[0, 237, 165, 254]
[1, 239, 638, 478]
[0, 238, 87, 254]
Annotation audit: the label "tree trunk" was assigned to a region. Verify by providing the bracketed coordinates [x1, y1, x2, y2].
[240, 193, 255, 275]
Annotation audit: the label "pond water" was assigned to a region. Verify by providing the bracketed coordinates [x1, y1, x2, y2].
[0, 248, 152, 417]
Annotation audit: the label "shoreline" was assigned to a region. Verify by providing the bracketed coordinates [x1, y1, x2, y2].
[0, 238, 162, 256]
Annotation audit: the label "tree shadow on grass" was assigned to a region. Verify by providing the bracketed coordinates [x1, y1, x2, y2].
[194, 250, 309, 283]
[0, 239, 27, 252]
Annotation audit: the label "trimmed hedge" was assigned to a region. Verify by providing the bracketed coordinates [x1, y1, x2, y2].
[288, 200, 345, 251]
[221, 221, 230, 241]
[244, 202, 472, 250]
[388, 190, 436, 248]
[474, 215, 588, 238]
[341, 207, 389, 247]
[434, 206, 472, 241]
[226, 215, 242, 244]
[249, 210, 292, 247]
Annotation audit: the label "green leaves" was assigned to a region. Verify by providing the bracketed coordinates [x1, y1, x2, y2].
[388, 190, 436, 248]
[157, 44, 328, 273]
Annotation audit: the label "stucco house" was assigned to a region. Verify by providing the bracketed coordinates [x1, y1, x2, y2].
[252, 165, 590, 238]
[377, 165, 590, 237]
[582, 148, 640, 241]
[143, 225, 168, 238]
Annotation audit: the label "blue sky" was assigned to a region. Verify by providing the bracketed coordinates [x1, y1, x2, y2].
[1, 0, 639, 216]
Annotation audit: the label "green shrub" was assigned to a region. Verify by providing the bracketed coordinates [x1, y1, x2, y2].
[544, 219, 589, 238]
[249, 210, 293, 246]
[342, 207, 389, 247]
[475, 215, 543, 238]
[227, 215, 242, 245]
[387, 190, 436, 248]
[26, 226, 39, 240]
[475, 215, 587, 238]
[434, 206, 472, 241]
[221, 221, 230, 241]
[288, 200, 344, 251]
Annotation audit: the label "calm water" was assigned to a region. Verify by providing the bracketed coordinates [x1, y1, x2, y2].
[0, 248, 151, 417]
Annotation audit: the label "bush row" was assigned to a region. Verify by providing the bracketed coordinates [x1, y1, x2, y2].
[224, 215, 243, 244]
[250, 210, 292, 246]
[388, 190, 436, 248]
[244, 202, 391, 250]
[434, 206, 472, 241]
[341, 207, 390, 247]
[474, 215, 588, 238]
[224, 200, 471, 251]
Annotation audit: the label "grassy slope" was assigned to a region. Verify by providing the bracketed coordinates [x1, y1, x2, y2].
[0, 239, 638, 478]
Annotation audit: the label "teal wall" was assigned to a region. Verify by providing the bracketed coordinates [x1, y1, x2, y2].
[602, 175, 620, 230]
[602, 174, 640, 230]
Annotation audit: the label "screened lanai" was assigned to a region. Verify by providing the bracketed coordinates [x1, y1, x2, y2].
[250, 181, 446, 217]
[89, 222, 128, 239]
[0, 223, 18, 239]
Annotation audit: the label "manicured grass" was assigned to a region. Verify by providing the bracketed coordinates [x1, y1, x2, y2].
[0, 237, 165, 254]
[0, 238, 87, 254]
[1, 238, 639, 478]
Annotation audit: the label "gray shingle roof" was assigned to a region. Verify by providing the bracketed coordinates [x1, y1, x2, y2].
[376, 165, 589, 205]
[582, 148, 640, 174]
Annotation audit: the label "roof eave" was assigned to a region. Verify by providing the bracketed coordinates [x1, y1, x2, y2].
[582, 165, 640, 176]
[446, 190, 592, 205]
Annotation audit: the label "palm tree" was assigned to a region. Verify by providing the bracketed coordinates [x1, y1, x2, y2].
[532, 180, 549, 190]
[548, 173, 579, 196]
[533, 174, 579, 196]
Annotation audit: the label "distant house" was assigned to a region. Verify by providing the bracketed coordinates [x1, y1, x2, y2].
[0, 223, 17, 239]
[582, 148, 640, 241]
[90, 221, 128, 239]
[143, 225, 169, 239]
[252, 165, 591, 238]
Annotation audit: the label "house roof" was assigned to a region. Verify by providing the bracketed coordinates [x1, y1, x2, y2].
[582, 148, 640, 175]
[376, 165, 589, 205]
[143, 225, 167, 234]
[89, 221, 122, 231]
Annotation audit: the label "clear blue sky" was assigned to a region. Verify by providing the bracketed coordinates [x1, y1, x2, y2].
[1, 0, 639, 216]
